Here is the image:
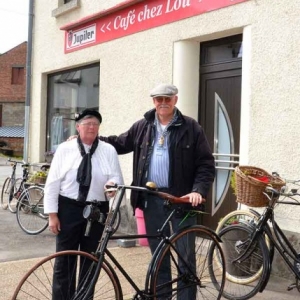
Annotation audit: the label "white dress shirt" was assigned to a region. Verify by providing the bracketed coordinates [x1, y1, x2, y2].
[44, 139, 124, 213]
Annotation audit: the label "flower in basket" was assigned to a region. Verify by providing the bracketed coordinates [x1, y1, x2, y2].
[250, 175, 270, 183]
[28, 170, 48, 184]
[230, 172, 237, 195]
[219, 216, 239, 227]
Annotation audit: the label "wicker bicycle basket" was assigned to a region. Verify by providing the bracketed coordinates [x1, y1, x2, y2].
[34, 176, 47, 184]
[235, 166, 285, 207]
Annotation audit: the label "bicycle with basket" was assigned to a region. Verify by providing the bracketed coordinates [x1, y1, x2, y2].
[216, 165, 300, 300]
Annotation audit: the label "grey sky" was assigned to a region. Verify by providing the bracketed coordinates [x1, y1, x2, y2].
[0, 0, 29, 54]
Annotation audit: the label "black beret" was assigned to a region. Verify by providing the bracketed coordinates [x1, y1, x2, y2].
[75, 109, 102, 124]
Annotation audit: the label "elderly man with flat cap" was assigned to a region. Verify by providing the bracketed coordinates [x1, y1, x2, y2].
[99, 83, 215, 299]
[44, 109, 123, 299]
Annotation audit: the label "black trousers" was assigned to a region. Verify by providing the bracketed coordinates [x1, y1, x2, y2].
[52, 195, 107, 300]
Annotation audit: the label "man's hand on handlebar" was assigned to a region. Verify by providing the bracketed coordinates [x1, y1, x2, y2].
[182, 192, 204, 207]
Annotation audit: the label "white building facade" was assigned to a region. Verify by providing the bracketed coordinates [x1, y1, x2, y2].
[28, 0, 300, 253]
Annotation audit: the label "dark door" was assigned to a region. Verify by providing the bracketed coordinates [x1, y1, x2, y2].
[199, 35, 242, 230]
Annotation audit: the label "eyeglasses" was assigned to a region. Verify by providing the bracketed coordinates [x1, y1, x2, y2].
[154, 97, 173, 103]
[80, 122, 100, 127]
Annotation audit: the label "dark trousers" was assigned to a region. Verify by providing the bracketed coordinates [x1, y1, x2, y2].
[52, 196, 105, 300]
[143, 193, 197, 300]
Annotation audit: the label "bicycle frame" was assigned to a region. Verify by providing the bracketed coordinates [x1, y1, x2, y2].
[232, 189, 300, 292]
[14, 165, 29, 198]
[83, 184, 221, 300]
[8, 162, 18, 201]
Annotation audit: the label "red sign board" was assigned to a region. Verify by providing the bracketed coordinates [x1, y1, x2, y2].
[63, 0, 248, 53]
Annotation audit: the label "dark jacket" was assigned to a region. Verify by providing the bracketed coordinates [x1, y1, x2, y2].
[101, 108, 215, 212]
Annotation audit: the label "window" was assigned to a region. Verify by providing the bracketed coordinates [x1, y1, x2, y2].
[47, 63, 100, 152]
[52, 0, 80, 17]
[200, 34, 242, 65]
[11, 67, 24, 85]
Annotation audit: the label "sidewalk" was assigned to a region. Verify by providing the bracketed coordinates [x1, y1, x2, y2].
[0, 245, 299, 300]
[0, 245, 153, 300]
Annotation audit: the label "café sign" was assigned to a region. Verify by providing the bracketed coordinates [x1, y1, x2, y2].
[62, 0, 248, 53]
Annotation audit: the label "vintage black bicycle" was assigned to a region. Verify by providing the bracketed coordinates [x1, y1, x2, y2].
[12, 182, 226, 299]
[216, 186, 300, 300]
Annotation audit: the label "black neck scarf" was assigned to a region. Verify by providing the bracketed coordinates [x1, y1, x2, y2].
[76, 136, 99, 202]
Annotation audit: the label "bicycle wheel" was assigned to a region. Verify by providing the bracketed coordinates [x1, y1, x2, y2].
[218, 224, 269, 300]
[216, 209, 274, 285]
[150, 225, 226, 299]
[8, 178, 23, 213]
[216, 210, 260, 233]
[12, 250, 123, 299]
[16, 186, 48, 235]
[1, 177, 11, 210]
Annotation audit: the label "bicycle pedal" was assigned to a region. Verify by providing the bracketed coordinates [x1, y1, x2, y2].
[287, 283, 296, 291]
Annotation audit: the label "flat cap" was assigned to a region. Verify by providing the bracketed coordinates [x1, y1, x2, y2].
[75, 109, 102, 124]
[150, 84, 178, 97]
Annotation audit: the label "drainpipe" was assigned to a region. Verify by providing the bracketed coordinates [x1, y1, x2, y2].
[23, 0, 34, 162]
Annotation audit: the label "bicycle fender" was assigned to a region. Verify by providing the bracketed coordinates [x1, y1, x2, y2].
[258, 255, 272, 293]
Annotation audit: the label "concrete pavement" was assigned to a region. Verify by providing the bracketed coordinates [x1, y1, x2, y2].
[0, 155, 299, 299]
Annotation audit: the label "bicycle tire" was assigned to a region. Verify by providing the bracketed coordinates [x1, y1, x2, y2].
[216, 210, 260, 233]
[111, 209, 121, 234]
[218, 224, 269, 300]
[8, 177, 23, 213]
[12, 250, 123, 299]
[16, 186, 48, 235]
[1, 177, 11, 210]
[216, 209, 275, 285]
[150, 225, 226, 300]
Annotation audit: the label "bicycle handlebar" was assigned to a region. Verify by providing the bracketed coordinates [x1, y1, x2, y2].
[272, 171, 300, 185]
[7, 157, 23, 165]
[7, 157, 50, 170]
[153, 191, 192, 204]
[265, 186, 300, 205]
[105, 183, 206, 205]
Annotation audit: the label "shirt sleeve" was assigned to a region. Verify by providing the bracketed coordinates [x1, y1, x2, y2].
[106, 146, 124, 185]
[44, 145, 64, 213]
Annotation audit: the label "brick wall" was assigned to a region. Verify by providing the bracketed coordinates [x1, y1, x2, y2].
[0, 42, 26, 153]
[2, 103, 25, 126]
[0, 42, 27, 103]
[0, 137, 24, 157]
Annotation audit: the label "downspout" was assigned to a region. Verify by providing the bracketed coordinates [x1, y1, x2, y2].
[23, 0, 34, 162]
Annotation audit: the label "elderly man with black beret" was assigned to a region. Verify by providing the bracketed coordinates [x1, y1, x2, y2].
[44, 109, 123, 299]
[100, 83, 216, 299]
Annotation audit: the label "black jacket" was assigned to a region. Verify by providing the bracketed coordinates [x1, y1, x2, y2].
[101, 108, 215, 212]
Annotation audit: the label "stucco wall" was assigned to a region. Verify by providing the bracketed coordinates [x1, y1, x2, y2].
[29, 0, 300, 229]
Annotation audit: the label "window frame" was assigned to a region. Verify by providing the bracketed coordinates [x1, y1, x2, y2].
[46, 63, 100, 152]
